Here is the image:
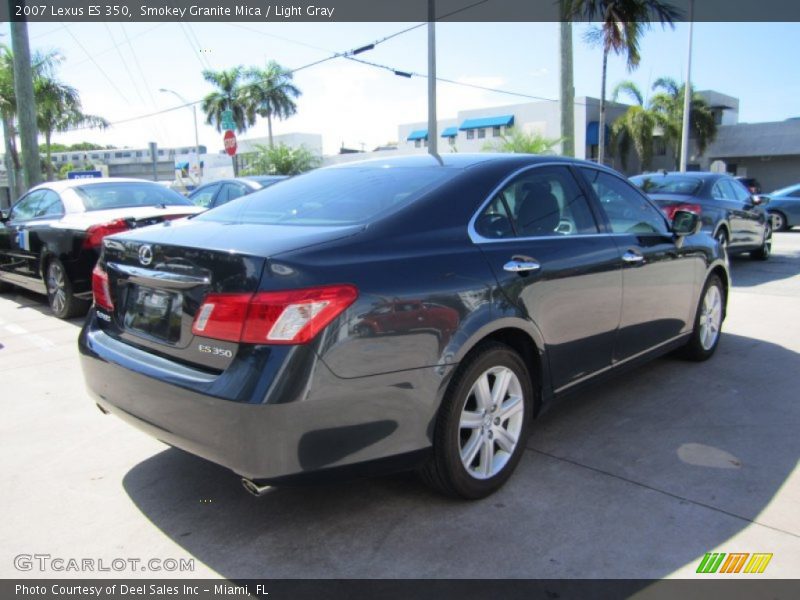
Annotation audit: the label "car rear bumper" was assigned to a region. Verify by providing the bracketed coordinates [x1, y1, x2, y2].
[79, 311, 449, 481]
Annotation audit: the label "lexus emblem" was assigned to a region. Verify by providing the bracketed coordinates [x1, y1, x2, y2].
[138, 244, 153, 266]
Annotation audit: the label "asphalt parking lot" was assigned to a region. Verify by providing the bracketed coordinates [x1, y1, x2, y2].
[1, 234, 799, 580]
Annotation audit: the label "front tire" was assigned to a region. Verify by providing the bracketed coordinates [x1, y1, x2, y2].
[46, 258, 89, 319]
[681, 275, 725, 362]
[420, 343, 534, 499]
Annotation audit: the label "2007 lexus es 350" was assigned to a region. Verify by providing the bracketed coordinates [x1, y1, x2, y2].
[79, 154, 728, 499]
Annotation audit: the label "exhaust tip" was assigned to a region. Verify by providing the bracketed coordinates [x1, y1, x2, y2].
[241, 477, 271, 497]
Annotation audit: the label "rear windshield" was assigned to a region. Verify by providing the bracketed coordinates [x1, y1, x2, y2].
[630, 175, 703, 195]
[196, 167, 458, 226]
[74, 183, 193, 211]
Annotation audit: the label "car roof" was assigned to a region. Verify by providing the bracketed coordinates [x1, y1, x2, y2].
[31, 177, 158, 193]
[329, 152, 621, 173]
[631, 171, 724, 180]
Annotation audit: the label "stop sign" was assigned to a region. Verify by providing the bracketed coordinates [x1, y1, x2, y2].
[223, 130, 237, 156]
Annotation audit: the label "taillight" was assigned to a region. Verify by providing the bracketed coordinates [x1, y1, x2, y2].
[660, 203, 702, 221]
[83, 219, 130, 249]
[92, 264, 114, 311]
[192, 285, 358, 345]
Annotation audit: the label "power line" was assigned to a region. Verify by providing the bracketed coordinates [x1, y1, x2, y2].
[60, 24, 166, 71]
[63, 25, 128, 103]
[103, 23, 147, 106]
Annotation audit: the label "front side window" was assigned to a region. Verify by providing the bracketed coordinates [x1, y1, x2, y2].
[474, 166, 599, 239]
[189, 183, 220, 208]
[9, 191, 45, 221]
[581, 168, 669, 235]
[216, 183, 248, 207]
[728, 178, 752, 203]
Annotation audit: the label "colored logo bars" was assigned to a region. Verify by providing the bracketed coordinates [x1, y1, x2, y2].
[696, 552, 773, 574]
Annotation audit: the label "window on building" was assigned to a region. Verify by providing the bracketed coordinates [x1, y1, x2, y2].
[135, 151, 143, 157]
[477, 128, 486, 139]
[493, 126, 501, 137]
[466, 130, 475, 140]
[423, 139, 428, 147]
[653, 137, 666, 156]
[448, 136, 456, 146]
[414, 139, 421, 148]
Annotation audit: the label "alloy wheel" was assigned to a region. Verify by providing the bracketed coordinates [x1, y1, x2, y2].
[47, 262, 67, 315]
[771, 212, 785, 231]
[458, 366, 525, 480]
[698, 285, 723, 351]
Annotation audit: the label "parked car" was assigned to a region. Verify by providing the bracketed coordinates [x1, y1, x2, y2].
[80, 155, 728, 499]
[762, 183, 800, 231]
[188, 176, 288, 209]
[0, 178, 203, 318]
[630, 171, 772, 259]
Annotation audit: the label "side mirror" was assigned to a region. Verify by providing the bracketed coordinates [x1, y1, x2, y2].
[0, 209, 8, 223]
[751, 195, 769, 207]
[672, 210, 701, 236]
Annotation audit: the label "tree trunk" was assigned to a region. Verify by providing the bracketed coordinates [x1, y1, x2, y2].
[10, 20, 41, 192]
[558, 17, 575, 157]
[267, 112, 274, 148]
[45, 130, 53, 181]
[2, 115, 19, 201]
[598, 48, 608, 165]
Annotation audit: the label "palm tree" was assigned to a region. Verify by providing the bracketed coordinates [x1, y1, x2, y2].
[35, 78, 108, 181]
[564, 0, 679, 164]
[609, 80, 656, 170]
[0, 46, 66, 193]
[649, 77, 717, 167]
[201, 67, 251, 133]
[201, 67, 252, 176]
[243, 61, 301, 148]
[482, 130, 562, 154]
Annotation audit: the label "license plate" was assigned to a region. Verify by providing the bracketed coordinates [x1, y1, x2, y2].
[124, 285, 182, 341]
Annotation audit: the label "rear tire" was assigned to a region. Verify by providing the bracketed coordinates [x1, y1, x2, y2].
[751, 223, 772, 261]
[420, 342, 534, 499]
[680, 275, 725, 362]
[46, 258, 89, 319]
[769, 211, 788, 232]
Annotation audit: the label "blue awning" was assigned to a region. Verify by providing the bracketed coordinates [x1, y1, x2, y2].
[459, 115, 514, 130]
[586, 121, 610, 146]
[406, 129, 428, 141]
[441, 126, 459, 138]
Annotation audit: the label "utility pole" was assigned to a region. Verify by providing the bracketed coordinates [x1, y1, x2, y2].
[679, 0, 695, 173]
[10, 18, 41, 191]
[559, 19, 575, 157]
[160, 88, 202, 184]
[427, 0, 441, 162]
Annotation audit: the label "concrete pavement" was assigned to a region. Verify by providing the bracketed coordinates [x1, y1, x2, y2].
[1, 233, 799, 580]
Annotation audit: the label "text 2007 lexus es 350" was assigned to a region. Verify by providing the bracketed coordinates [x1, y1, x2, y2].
[79, 154, 728, 499]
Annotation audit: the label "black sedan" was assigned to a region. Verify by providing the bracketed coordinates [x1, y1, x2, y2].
[630, 171, 772, 259]
[188, 176, 288, 209]
[0, 178, 203, 318]
[79, 155, 728, 499]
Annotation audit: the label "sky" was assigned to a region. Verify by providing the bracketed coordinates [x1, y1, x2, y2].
[3, 20, 800, 156]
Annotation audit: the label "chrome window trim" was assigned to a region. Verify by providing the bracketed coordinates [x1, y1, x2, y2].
[468, 161, 616, 244]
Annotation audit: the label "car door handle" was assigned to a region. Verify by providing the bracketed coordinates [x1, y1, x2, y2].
[503, 259, 541, 273]
[622, 249, 645, 264]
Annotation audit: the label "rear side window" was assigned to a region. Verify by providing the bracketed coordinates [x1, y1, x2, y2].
[74, 183, 192, 211]
[474, 166, 598, 239]
[630, 174, 702, 195]
[216, 183, 248, 207]
[581, 168, 668, 235]
[197, 167, 458, 226]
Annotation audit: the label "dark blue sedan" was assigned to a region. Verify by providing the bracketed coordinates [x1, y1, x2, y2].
[630, 172, 772, 260]
[79, 155, 728, 499]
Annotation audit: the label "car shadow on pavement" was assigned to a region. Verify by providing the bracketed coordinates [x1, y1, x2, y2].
[0, 288, 86, 327]
[122, 332, 799, 579]
[728, 235, 800, 288]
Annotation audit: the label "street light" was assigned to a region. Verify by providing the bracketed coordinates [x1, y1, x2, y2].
[159, 88, 202, 184]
